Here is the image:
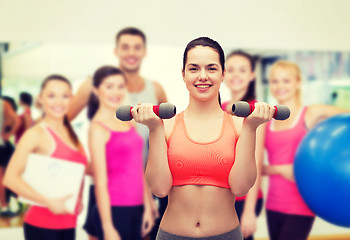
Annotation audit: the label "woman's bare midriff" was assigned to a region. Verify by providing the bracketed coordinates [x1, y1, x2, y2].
[159, 185, 239, 237]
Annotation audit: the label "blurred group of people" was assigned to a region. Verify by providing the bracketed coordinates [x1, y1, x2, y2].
[0, 92, 33, 217]
[0, 27, 348, 240]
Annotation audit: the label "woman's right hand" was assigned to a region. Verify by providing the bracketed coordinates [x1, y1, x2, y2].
[240, 210, 257, 238]
[104, 225, 121, 240]
[244, 102, 275, 130]
[131, 103, 163, 131]
[45, 195, 73, 215]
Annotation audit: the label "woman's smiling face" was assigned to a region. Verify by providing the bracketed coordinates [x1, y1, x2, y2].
[39, 80, 72, 119]
[182, 46, 225, 102]
[269, 66, 301, 103]
[225, 54, 255, 94]
[94, 74, 127, 110]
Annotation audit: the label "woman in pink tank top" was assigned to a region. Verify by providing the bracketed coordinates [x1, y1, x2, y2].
[87, 66, 154, 240]
[222, 51, 264, 240]
[262, 60, 349, 240]
[3, 75, 87, 240]
[131, 37, 276, 240]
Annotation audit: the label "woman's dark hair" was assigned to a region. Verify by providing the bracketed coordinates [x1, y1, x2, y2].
[226, 50, 257, 102]
[19, 92, 33, 107]
[182, 37, 225, 105]
[182, 37, 225, 72]
[41, 74, 80, 148]
[87, 66, 126, 120]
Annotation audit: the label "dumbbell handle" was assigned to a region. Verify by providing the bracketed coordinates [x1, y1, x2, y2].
[232, 101, 290, 120]
[116, 103, 176, 121]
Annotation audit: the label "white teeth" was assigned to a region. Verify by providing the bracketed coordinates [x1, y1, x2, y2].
[196, 85, 210, 88]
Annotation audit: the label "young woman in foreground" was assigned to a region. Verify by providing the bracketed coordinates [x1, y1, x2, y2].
[132, 37, 275, 240]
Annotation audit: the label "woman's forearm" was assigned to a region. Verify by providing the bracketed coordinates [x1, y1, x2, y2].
[229, 125, 257, 196]
[262, 165, 279, 176]
[145, 126, 172, 198]
[3, 174, 50, 206]
[243, 124, 265, 213]
[242, 172, 261, 214]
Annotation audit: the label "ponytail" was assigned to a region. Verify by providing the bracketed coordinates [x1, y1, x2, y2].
[64, 115, 80, 148]
[242, 81, 256, 103]
[87, 93, 99, 120]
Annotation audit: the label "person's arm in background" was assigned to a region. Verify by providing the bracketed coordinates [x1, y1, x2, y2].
[89, 123, 121, 240]
[240, 123, 266, 238]
[2, 100, 20, 141]
[67, 77, 92, 121]
[263, 164, 294, 182]
[153, 81, 168, 104]
[306, 104, 349, 129]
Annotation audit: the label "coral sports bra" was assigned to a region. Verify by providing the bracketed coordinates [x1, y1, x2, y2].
[167, 111, 238, 189]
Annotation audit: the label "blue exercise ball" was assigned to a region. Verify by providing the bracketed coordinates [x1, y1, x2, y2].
[295, 113, 350, 227]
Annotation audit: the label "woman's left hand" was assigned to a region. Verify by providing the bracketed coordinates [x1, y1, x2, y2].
[244, 102, 275, 129]
[141, 208, 155, 237]
[131, 103, 164, 131]
[240, 210, 257, 238]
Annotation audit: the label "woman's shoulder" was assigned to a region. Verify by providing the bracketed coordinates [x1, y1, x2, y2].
[228, 114, 244, 135]
[164, 115, 177, 139]
[89, 119, 111, 133]
[25, 123, 46, 137]
[16, 123, 48, 148]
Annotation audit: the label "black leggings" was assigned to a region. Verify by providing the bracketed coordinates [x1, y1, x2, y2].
[92, 205, 144, 240]
[266, 210, 315, 240]
[83, 185, 97, 236]
[234, 198, 263, 240]
[23, 223, 75, 240]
